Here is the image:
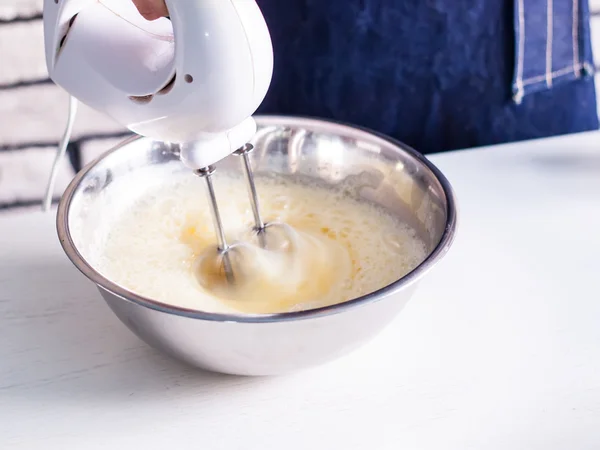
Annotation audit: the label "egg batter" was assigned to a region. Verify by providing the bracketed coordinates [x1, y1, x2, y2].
[95, 172, 427, 314]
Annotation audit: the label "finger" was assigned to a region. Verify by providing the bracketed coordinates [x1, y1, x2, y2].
[131, 0, 169, 21]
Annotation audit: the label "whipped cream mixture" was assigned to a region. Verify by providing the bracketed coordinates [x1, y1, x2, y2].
[93, 173, 427, 314]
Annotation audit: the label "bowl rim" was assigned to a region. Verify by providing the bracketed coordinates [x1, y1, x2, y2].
[57, 115, 458, 323]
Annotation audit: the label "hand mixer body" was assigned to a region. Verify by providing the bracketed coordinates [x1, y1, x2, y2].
[45, 0, 281, 282]
[43, 0, 274, 168]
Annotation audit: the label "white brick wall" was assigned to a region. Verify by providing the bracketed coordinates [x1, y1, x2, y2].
[0, 147, 74, 205]
[0, 21, 47, 85]
[1, 84, 124, 145]
[0, 0, 41, 21]
[0, 0, 128, 211]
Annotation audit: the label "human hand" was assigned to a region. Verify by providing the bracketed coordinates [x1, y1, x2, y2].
[131, 0, 169, 20]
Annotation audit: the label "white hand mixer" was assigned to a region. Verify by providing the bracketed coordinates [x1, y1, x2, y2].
[43, 0, 290, 282]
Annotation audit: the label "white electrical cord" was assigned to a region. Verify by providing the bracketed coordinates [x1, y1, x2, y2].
[42, 95, 78, 212]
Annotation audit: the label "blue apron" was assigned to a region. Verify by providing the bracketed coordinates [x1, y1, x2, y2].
[256, 0, 599, 154]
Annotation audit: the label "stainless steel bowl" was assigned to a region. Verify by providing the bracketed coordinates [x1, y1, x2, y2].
[57, 116, 458, 376]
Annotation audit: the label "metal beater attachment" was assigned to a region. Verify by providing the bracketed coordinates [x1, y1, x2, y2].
[194, 143, 295, 284]
[234, 144, 295, 253]
[194, 166, 236, 284]
[234, 144, 267, 247]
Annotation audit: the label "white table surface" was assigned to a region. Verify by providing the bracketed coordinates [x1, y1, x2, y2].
[1, 130, 600, 450]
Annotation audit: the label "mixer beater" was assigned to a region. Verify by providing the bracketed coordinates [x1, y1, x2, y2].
[195, 143, 295, 283]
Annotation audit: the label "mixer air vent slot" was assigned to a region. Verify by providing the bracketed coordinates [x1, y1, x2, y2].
[157, 73, 176, 95]
[57, 13, 79, 57]
[129, 94, 154, 105]
[131, 72, 177, 103]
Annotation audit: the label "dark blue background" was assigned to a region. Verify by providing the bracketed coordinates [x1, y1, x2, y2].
[257, 0, 599, 154]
